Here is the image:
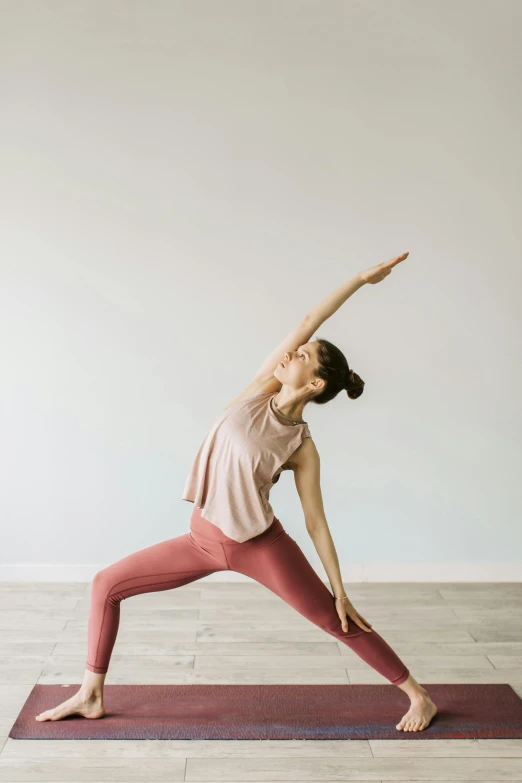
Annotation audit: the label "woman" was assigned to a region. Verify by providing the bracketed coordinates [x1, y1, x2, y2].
[36, 252, 437, 732]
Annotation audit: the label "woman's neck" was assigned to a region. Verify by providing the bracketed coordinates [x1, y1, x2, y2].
[272, 390, 306, 423]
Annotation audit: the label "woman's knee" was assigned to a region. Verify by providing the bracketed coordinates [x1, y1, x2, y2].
[91, 566, 118, 597]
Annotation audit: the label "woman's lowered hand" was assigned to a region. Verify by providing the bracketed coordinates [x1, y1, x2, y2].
[334, 596, 373, 633]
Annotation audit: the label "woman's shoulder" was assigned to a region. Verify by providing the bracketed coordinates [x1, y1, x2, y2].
[286, 431, 316, 469]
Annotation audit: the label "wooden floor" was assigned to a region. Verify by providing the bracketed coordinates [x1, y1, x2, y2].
[1, 579, 522, 781]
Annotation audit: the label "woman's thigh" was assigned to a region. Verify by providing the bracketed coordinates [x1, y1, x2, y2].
[92, 530, 228, 602]
[225, 529, 363, 639]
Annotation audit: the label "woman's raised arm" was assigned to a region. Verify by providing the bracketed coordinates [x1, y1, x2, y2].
[252, 253, 408, 385]
[225, 253, 409, 407]
[306, 252, 408, 328]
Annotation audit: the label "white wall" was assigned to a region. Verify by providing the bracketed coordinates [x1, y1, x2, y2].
[1, 0, 521, 581]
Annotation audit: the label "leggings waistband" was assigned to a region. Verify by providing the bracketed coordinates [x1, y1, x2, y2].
[189, 505, 283, 545]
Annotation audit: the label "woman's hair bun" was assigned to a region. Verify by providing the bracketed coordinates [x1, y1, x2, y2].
[345, 368, 365, 400]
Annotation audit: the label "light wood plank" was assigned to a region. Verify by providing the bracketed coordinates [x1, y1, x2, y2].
[0, 737, 373, 759]
[49, 640, 344, 658]
[0, 756, 186, 780]
[184, 756, 522, 779]
[370, 738, 522, 756]
[192, 653, 495, 672]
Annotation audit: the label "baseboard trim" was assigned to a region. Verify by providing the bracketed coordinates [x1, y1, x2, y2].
[0, 562, 520, 582]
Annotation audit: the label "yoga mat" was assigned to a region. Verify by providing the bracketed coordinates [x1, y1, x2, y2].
[9, 683, 522, 740]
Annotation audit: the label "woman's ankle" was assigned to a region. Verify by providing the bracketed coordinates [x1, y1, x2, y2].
[396, 673, 428, 702]
[411, 686, 429, 702]
[80, 668, 106, 698]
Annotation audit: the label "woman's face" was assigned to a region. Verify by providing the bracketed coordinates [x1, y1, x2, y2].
[273, 340, 322, 391]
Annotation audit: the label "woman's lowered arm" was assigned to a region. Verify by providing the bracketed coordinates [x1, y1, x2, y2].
[292, 438, 373, 634]
[306, 252, 409, 330]
[291, 438, 345, 597]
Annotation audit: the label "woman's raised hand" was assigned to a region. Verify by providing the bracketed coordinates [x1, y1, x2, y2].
[359, 252, 409, 285]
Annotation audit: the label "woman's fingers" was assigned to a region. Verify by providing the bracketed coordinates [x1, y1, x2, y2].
[352, 612, 373, 632]
[361, 252, 408, 284]
[334, 599, 350, 632]
[377, 254, 408, 274]
[384, 252, 409, 268]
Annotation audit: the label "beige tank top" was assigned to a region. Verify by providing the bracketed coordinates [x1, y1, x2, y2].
[182, 390, 312, 542]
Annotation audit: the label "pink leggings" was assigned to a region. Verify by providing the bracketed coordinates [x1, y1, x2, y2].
[86, 506, 410, 685]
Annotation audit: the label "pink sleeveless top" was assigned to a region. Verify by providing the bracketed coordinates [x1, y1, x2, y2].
[182, 390, 312, 542]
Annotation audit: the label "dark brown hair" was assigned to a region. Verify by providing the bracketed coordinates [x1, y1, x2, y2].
[311, 337, 365, 404]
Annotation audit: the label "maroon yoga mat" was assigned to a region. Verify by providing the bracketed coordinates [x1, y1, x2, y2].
[9, 683, 522, 740]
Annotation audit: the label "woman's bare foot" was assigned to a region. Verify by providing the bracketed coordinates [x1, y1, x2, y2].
[396, 692, 438, 732]
[35, 689, 105, 722]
